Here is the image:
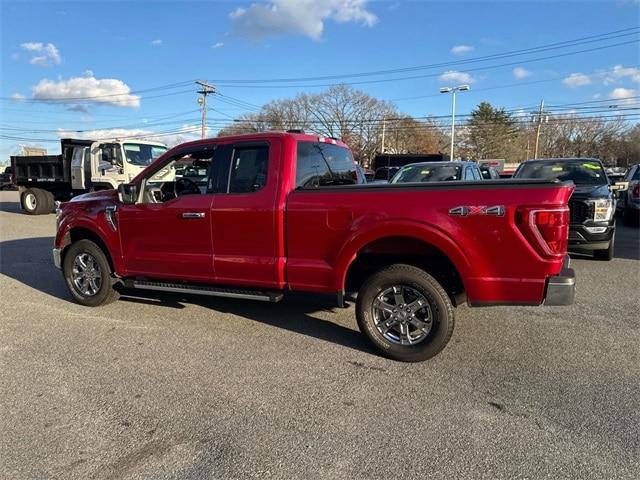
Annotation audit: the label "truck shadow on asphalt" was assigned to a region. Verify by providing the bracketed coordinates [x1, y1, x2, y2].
[0, 236, 373, 355]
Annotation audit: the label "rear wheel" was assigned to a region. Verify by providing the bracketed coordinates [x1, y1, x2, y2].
[62, 239, 119, 306]
[21, 188, 49, 215]
[356, 264, 455, 362]
[42, 190, 55, 213]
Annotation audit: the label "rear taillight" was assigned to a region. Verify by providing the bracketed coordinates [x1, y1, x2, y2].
[632, 184, 640, 199]
[516, 207, 569, 259]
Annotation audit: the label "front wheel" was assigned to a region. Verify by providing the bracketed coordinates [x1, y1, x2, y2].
[62, 239, 120, 306]
[594, 232, 614, 261]
[356, 264, 455, 362]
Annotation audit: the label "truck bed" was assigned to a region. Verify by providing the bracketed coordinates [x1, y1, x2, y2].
[11, 155, 66, 184]
[285, 178, 574, 305]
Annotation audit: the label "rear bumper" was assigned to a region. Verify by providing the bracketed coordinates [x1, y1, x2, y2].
[543, 255, 575, 306]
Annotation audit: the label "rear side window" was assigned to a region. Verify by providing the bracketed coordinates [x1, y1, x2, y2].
[228, 145, 269, 193]
[296, 141, 357, 188]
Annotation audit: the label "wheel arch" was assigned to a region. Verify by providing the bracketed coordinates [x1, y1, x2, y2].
[337, 222, 470, 306]
[61, 225, 117, 274]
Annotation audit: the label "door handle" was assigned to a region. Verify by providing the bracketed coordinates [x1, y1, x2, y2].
[181, 212, 205, 219]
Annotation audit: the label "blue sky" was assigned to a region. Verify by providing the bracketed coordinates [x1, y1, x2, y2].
[1, 0, 639, 159]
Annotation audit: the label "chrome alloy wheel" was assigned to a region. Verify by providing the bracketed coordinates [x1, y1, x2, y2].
[372, 285, 433, 345]
[71, 252, 102, 296]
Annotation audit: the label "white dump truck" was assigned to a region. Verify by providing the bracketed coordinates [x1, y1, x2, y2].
[10, 138, 167, 214]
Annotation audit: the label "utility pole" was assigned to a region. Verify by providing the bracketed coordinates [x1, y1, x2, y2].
[532, 99, 546, 159]
[196, 80, 216, 139]
[381, 117, 386, 153]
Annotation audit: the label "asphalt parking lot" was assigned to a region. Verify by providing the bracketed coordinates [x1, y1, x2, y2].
[0, 189, 639, 480]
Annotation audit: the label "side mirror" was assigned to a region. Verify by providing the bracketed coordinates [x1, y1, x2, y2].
[118, 183, 137, 204]
[610, 181, 629, 192]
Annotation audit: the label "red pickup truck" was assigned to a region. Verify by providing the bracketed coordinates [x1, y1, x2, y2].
[53, 131, 575, 362]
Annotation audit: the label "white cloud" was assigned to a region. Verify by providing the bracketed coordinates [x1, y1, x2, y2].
[439, 70, 474, 84]
[31, 75, 140, 108]
[229, 0, 377, 40]
[212, 42, 225, 49]
[83, 69, 94, 77]
[20, 42, 62, 66]
[608, 87, 637, 104]
[151, 39, 162, 46]
[450, 45, 473, 55]
[10, 93, 25, 101]
[592, 93, 601, 99]
[603, 65, 640, 85]
[55, 125, 201, 147]
[512, 67, 531, 80]
[562, 73, 591, 87]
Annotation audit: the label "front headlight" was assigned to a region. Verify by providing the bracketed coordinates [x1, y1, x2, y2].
[593, 199, 613, 221]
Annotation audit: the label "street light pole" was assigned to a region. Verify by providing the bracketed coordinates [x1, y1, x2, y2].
[450, 90, 456, 161]
[440, 85, 469, 161]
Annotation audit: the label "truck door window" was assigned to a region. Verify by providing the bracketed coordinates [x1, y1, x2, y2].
[98, 144, 123, 170]
[71, 147, 84, 167]
[228, 146, 269, 193]
[143, 148, 216, 203]
[296, 141, 358, 188]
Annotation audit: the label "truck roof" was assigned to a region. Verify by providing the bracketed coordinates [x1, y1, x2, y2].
[522, 157, 602, 163]
[61, 138, 167, 147]
[175, 131, 349, 151]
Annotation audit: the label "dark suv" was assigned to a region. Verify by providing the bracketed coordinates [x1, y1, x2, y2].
[514, 158, 618, 260]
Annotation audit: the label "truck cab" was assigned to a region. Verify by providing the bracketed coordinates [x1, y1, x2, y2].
[68, 139, 168, 191]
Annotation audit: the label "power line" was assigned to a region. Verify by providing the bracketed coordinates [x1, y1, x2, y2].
[204, 27, 639, 84]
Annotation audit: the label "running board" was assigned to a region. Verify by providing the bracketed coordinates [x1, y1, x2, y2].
[129, 280, 283, 302]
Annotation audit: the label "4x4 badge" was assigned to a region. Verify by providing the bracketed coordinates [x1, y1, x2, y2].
[449, 205, 505, 217]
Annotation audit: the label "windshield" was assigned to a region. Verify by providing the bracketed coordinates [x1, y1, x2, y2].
[514, 160, 607, 185]
[391, 164, 462, 183]
[123, 143, 167, 167]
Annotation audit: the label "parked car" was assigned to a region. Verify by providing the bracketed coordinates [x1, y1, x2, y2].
[480, 165, 500, 180]
[0, 166, 15, 190]
[616, 164, 640, 226]
[390, 161, 483, 184]
[513, 158, 627, 260]
[54, 131, 575, 362]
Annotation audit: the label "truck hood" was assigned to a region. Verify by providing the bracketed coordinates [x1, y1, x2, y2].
[68, 189, 118, 204]
[571, 183, 610, 199]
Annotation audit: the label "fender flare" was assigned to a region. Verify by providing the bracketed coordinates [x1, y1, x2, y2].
[334, 220, 471, 292]
[60, 219, 122, 273]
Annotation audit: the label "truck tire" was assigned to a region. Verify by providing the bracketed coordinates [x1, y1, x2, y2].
[62, 239, 120, 307]
[356, 264, 455, 362]
[594, 233, 614, 261]
[21, 188, 49, 215]
[42, 190, 55, 213]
